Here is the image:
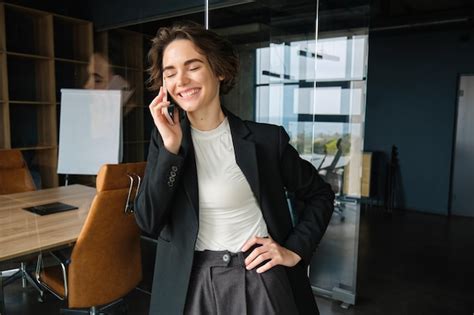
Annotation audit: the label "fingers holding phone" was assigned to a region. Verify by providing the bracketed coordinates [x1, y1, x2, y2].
[149, 81, 180, 126]
[161, 80, 175, 125]
[148, 86, 169, 125]
[149, 85, 182, 154]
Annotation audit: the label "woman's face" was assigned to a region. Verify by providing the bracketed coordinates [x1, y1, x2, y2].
[162, 39, 222, 114]
[84, 53, 113, 90]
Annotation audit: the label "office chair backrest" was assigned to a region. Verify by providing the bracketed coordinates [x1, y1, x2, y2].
[318, 139, 344, 194]
[67, 162, 146, 308]
[327, 138, 343, 171]
[0, 149, 36, 194]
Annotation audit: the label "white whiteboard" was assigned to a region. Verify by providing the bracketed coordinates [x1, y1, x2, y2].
[58, 89, 122, 175]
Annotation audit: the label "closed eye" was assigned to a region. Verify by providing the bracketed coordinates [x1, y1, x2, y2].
[93, 73, 104, 84]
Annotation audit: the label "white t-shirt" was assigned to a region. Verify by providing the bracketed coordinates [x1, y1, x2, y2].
[191, 117, 269, 252]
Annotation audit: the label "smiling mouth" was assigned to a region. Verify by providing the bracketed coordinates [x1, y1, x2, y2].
[178, 88, 200, 99]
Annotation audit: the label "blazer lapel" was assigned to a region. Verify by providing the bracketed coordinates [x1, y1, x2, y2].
[226, 110, 261, 206]
[180, 117, 199, 220]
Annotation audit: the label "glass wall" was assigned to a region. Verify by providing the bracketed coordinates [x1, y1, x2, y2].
[307, 32, 368, 308]
[210, 0, 370, 307]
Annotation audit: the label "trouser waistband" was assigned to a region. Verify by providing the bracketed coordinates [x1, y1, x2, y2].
[192, 244, 260, 268]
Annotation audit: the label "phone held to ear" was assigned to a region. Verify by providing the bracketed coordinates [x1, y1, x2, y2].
[167, 101, 176, 121]
[163, 78, 179, 123]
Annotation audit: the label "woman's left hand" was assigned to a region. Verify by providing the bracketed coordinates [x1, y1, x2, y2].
[241, 236, 301, 273]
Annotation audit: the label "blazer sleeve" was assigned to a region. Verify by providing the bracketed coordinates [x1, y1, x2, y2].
[279, 126, 335, 266]
[134, 128, 185, 236]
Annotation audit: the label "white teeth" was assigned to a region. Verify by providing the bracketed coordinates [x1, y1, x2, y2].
[180, 89, 199, 98]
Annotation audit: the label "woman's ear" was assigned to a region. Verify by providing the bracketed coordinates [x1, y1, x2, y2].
[218, 75, 225, 81]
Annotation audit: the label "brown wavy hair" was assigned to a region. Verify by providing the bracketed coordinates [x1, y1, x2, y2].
[147, 22, 239, 95]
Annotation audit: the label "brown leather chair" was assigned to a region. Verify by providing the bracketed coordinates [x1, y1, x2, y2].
[0, 149, 42, 296]
[36, 162, 145, 314]
[0, 149, 36, 194]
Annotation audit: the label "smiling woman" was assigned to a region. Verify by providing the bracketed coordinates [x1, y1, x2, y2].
[161, 40, 223, 124]
[134, 22, 335, 315]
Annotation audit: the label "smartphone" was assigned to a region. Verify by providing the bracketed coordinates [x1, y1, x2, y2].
[162, 78, 177, 121]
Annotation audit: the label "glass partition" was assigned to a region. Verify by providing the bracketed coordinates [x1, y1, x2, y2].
[308, 1, 369, 308]
[307, 32, 368, 308]
[210, 0, 369, 308]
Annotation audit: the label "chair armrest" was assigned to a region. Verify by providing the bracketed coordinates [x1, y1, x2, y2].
[35, 251, 69, 300]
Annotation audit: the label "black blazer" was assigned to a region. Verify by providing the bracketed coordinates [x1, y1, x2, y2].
[135, 109, 334, 315]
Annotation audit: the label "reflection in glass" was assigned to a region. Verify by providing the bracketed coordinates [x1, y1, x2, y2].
[255, 31, 368, 307]
[256, 35, 368, 198]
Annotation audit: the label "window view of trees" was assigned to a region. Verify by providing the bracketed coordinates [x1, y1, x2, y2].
[256, 34, 367, 196]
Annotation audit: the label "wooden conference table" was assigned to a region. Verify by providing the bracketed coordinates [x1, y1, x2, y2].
[0, 184, 96, 315]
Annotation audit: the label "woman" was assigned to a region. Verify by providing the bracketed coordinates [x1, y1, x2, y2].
[84, 52, 135, 114]
[135, 22, 334, 315]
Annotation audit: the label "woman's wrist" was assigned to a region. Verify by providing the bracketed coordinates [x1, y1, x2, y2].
[164, 142, 180, 155]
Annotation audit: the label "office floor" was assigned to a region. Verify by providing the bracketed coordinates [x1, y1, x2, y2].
[2, 208, 474, 315]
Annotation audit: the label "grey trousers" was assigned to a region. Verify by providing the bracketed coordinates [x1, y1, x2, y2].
[184, 248, 299, 315]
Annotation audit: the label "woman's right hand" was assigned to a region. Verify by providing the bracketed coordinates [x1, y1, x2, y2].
[149, 86, 182, 154]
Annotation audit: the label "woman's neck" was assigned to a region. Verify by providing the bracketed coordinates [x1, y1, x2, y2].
[187, 106, 226, 131]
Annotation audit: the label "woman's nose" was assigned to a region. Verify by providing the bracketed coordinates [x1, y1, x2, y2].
[84, 77, 94, 89]
[176, 71, 190, 86]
